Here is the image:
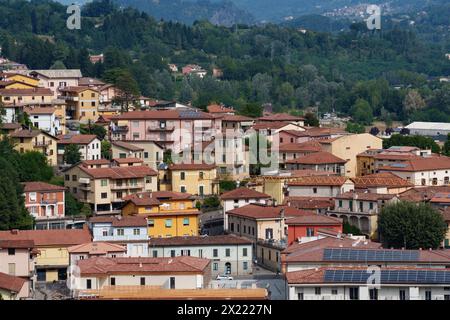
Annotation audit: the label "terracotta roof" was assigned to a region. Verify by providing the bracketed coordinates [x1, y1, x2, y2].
[169, 163, 216, 170]
[60, 86, 98, 94]
[89, 215, 148, 227]
[112, 110, 215, 120]
[68, 242, 126, 255]
[285, 215, 342, 225]
[430, 193, 450, 204]
[0, 272, 27, 293]
[285, 151, 347, 164]
[282, 127, 347, 138]
[0, 239, 35, 249]
[373, 152, 422, 161]
[0, 123, 21, 130]
[10, 129, 51, 138]
[439, 207, 450, 221]
[227, 204, 314, 220]
[78, 77, 105, 86]
[379, 156, 450, 172]
[287, 176, 351, 187]
[258, 113, 304, 122]
[335, 191, 396, 201]
[0, 229, 92, 246]
[123, 191, 194, 206]
[252, 121, 296, 130]
[148, 235, 252, 246]
[112, 157, 143, 164]
[207, 104, 234, 114]
[79, 165, 157, 179]
[77, 256, 210, 276]
[279, 141, 322, 153]
[352, 172, 413, 189]
[23, 107, 55, 115]
[81, 159, 110, 166]
[22, 181, 65, 193]
[284, 197, 335, 210]
[0, 88, 53, 96]
[111, 141, 144, 152]
[221, 115, 254, 122]
[220, 187, 270, 200]
[57, 134, 98, 145]
[398, 186, 450, 202]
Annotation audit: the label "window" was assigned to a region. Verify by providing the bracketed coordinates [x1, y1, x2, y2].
[101, 179, 108, 186]
[144, 152, 149, 159]
[359, 202, 364, 212]
[152, 250, 158, 258]
[110, 277, 116, 286]
[315, 287, 321, 295]
[180, 172, 185, 180]
[230, 223, 234, 232]
[399, 289, 407, 301]
[369, 202, 374, 210]
[101, 192, 107, 199]
[243, 262, 248, 270]
[170, 250, 176, 257]
[225, 248, 230, 257]
[265, 228, 273, 240]
[86, 279, 92, 289]
[181, 249, 190, 256]
[306, 228, 314, 237]
[180, 186, 186, 193]
[183, 217, 189, 226]
[425, 290, 432, 300]
[72, 175, 77, 181]
[65, 174, 70, 181]
[133, 229, 140, 236]
[199, 172, 204, 179]
[297, 293, 304, 300]
[369, 288, 378, 300]
[148, 219, 154, 227]
[170, 277, 175, 289]
[313, 187, 317, 194]
[29, 192, 36, 203]
[117, 229, 124, 236]
[116, 191, 123, 199]
[243, 248, 248, 257]
[213, 249, 218, 257]
[165, 219, 173, 228]
[8, 248, 15, 256]
[338, 200, 343, 208]
[349, 287, 359, 300]
[331, 289, 338, 295]
[213, 263, 218, 271]
[140, 277, 145, 286]
[8, 263, 15, 276]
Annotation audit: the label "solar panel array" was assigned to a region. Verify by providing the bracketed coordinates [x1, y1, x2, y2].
[324, 270, 450, 284]
[179, 110, 204, 119]
[323, 248, 420, 262]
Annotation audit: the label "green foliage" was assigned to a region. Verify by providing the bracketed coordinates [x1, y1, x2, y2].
[304, 112, 319, 127]
[63, 144, 81, 165]
[202, 195, 221, 209]
[48, 176, 64, 187]
[64, 191, 82, 216]
[80, 122, 106, 140]
[163, 149, 173, 164]
[443, 134, 450, 156]
[219, 180, 238, 193]
[343, 222, 364, 236]
[345, 122, 365, 134]
[351, 98, 373, 125]
[101, 140, 111, 160]
[16, 152, 54, 182]
[379, 201, 447, 249]
[383, 134, 441, 154]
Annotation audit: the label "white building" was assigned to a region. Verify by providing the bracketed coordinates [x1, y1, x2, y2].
[287, 267, 450, 300]
[405, 122, 450, 139]
[378, 156, 450, 186]
[148, 235, 253, 276]
[220, 187, 271, 232]
[287, 176, 355, 198]
[24, 106, 61, 136]
[57, 134, 101, 164]
[29, 69, 82, 99]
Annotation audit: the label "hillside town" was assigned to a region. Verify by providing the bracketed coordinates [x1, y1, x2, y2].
[0, 63, 449, 302]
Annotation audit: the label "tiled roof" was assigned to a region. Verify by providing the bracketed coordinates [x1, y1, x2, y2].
[252, 121, 295, 130]
[207, 104, 234, 114]
[0, 272, 27, 293]
[379, 156, 450, 172]
[169, 163, 216, 170]
[284, 197, 335, 210]
[57, 134, 98, 145]
[89, 215, 148, 227]
[31, 69, 82, 78]
[77, 256, 210, 276]
[79, 165, 157, 179]
[148, 234, 252, 246]
[23, 107, 55, 115]
[81, 159, 110, 166]
[440, 207, 450, 221]
[123, 190, 193, 205]
[112, 110, 215, 120]
[68, 242, 126, 254]
[285, 151, 347, 164]
[0, 88, 53, 96]
[0, 123, 21, 130]
[22, 181, 65, 193]
[398, 186, 450, 202]
[282, 127, 347, 138]
[258, 113, 304, 122]
[352, 172, 413, 188]
[221, 115, 254, 122]
[287, 176, 351, 187]
[279, 141, 322, 153]
[430, 193, 450, 204]
[335, 191, 396, 201]
[112, 157, 143, 164]
[220, 187, 270, 200]
[227, 204, 314, 220]
[59, 86, 98, 93]
[9, 129, 41, 138]
[0, 239, 35, 249]
[111, 141, 144, 151]
[78, 77, 105, 86]
[285, 215, 342, 225]
[0, 229, 91, 246]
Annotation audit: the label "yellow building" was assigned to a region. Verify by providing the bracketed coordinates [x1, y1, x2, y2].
[319, 133, 383, 178]
[59, 86, 100, 123]
[9, 128, 58, 166]
[159, 163, 219, 196]
[122, 191, 201, 237]
[0, 88, 53, 105]
[0, 228, 92, 282]
[1, 73, 40, 87]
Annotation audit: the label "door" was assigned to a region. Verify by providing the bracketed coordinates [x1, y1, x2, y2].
[349, 287, 359, 300]
[170, 277, 175, 289]
[225, 262, 231, 275]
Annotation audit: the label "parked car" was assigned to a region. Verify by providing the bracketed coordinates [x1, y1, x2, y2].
[216, 274, 234, 280]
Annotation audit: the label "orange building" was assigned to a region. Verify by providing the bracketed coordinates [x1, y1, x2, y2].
[286, 215, 343, 245]
[22, 182, 66, 220]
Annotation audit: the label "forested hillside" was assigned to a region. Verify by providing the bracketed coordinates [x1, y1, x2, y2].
[0, 0, 449, 124]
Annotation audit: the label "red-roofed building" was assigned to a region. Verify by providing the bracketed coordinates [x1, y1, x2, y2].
[56, 134, 101, 164]
[285, 151, 347, 174]
[286, 214, 343, 245]
[287, 176, 355, 198]
[0, 272, 28, 300]
[22, 181, 66, 223]
[258, 113, 304, 126]
[207, 104, 235, 115]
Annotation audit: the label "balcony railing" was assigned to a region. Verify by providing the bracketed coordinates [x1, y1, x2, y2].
[147, 125, 175, 132]
[112, 126, 129, 133]
[111, 184, 143, 190]
[33, 141, 51, 147]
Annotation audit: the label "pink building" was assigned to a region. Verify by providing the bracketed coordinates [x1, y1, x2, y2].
[23, 182, 65, 220]
[110, 109, 222, 153]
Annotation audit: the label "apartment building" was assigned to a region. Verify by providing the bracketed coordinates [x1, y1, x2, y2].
[0, 88, 53, 105]
[110, 109, 222, 153]
[63, 161, 158, 214]
[57, 134, 101, 164]
[90, 216, 149, 257]
[9, 128, 58, 166]
[111, 140, 164, 170]
[23, 106, 62, 136]
[352, 172, 413, 194]
[59, 86, 100, 123]
[286, 176, 355, 198]
[285, 151, 347, 175]
[29, 69, 82, 99]
[148, 235, 253, 276]
[68, 242, 127, 265]
[279, 127, 348, 145]
[278, 141, 322, 168]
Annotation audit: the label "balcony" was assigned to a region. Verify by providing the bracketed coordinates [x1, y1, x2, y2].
[112, 126, 129, 133]
[79, 184, 91, 191]
[58, 95, 78, 102]
[111, 183, 143, 190]
[33, 140, 51, 147]
[147, 125, 175, 132]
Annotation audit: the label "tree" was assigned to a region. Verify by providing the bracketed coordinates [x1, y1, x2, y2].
[63, 144, 81, 165]
[378, 201, 447, 249]
[351, 98, 373, 125]
[104, 69, 140, 113]
[80, 122, 106, 140]
[443, 134, 450, 156]
[101, 140, 111, 159]
[65, 191, 81, 216]
[238, 103, 262, 118]
[383, 134, 440, 154]
[202, 195, 220, 209]
[343, 222, 364, 236]
[403, 89, 425, 112]
[17, 152, 53, 182]
[345, 122, 365, 134]
[304, 112, 319, 127]
[369, 127, 380, 136]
